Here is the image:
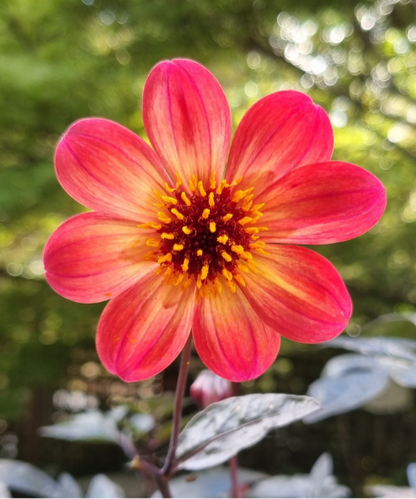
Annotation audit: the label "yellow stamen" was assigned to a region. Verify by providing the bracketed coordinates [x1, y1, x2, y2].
[251, 203, 265, 212]
[164, 267, 173, 279]
[250, 241, 266, 249]
[196, 274, 202, 289]
[223, 213, 233, 222]
[173, 244, 184, 251]
[138, 222, 162, 230]
[241, 251, 253, 260]
[146, 238, 160, 247]
[154, 190, 164, 202]
[250, 212, 263, 223]
[229, 176, 243, 187]
[237, 262, 250, 273]
[247, 260, 258, 273]
[171, 208, 184, 220]
[210, 171, 217, 189]
[162, 195, 178, 205]
[201, 263, 209, 280]
[216, 179, 228, 195]
[214, 277, 223, 294]
[232, 190, 245, 203]
[198, 181, 206, 197]
[174, 273, 184, 285]
[234, 274, 246, 287]
[231, 245, 244, 255]
[245, 227, 269, 234]
[158, 253, 172, 264]
[209, 222, 216, 233]
[232, 188, 253, 203]
[242, 200, 253, 211]
[181, 258, 189, 272]
[238, 217, 253, 226]
[222, 268, 233, 281]
[208, 192, 215, 208]
[217, 234, 229, 244]
[190, 175, 197, 192]
[155, 266, 165, 275]
[175, 172, 182, 188]
[197, 249, 203, 257]
[250, 234, 260, 241]
[256, 248, 270, 255]
[181, 192, 192, 206]
[225, 279, 236, 293]
[158, 212, 171, 224]
[161, 233, 174, 240]
[221, 251, 232, 262]
[165, 183, 176, 193]
[242, 194, 254, 207]
[202, 208, 210, 219]
[182, 226, 192, 235]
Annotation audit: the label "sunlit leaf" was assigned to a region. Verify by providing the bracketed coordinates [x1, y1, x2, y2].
[250, 453, 350, 498]
[325, 337, 416, 362]
[380, 358, 416, 388]
[0, 460, 58, 498]
[152, 467, 266, 498]
[39, 410, 121, 443]
[56, 473, 83, 498]
[0, 482, 10, 499]
[129, 413, 155, 434]
[176, 394, 320, 470]
[107, 406, 129, 423]
[304, 370, 389, 423]
[407, 464, 416, 492]
[85, 474, 126, 498]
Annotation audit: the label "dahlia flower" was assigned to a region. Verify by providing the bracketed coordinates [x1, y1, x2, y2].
[44, 59, 386, 382]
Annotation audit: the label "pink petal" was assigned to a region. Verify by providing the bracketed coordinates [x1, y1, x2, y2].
[97, 272, 195, 382]
[192, 288, 281, 382]
[260, 161, 386, 244]
[143, 59, 232, 187]
[226, 91, 333, 191]
[55, 118, 169, 221]
[242, 245, 352, 343]
[44, 212, 156, 303]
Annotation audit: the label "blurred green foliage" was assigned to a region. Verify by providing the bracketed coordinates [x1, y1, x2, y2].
[1, 0, 416, 486]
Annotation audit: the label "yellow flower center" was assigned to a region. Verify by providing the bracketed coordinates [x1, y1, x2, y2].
[139, 172, 268, 299]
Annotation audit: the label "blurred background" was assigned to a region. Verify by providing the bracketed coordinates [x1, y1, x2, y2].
[1, 0, 416, 495]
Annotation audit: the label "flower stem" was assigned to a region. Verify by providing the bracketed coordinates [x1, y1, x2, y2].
[230, 456, 240, 498]
[161, 333, 193, 478]
[230, 382, 240, 498]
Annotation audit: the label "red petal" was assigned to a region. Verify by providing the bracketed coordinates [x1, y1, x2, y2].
[55, 118, 169, 221]
[143, 59, 231, 187]
[193, 288, 281, 382]
[226, 91, 333, 190]
[97, 272, 195, 381]
[44, 213, 155, 303]
[242, 245, 352, 343]
[260, 161, 386, 244]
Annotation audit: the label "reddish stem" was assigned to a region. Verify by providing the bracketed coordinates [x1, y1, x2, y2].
[161, 333, 193, 478]
[229, 382, 240, 498]
[230, 456, 240, 498]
